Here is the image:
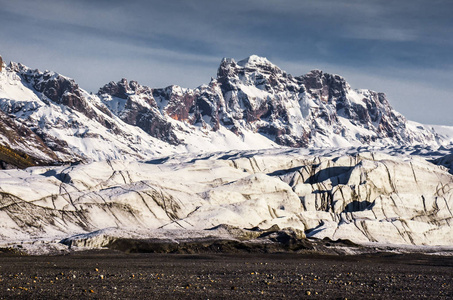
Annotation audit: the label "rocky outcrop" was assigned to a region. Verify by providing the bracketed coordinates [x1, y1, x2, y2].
[433, 151, 453, 174]
[300, 70, 409, 142]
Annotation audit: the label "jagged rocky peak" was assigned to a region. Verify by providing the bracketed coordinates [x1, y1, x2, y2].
[100, 79, 159, 118]
[98, 78, 181, 145]
[237, 55, 280, 71]
[155, 85, 197, 122]
[8, 61, 89, 113]
[98, 78, 130, 99]
[301, 69, 349, 100]
[201, 55, 438, 147]
[99, 77, 152, 99]
[217, 57, 238, 79]
[217, 55, 290, 95]
[98, 78, 152, 99]
[218, 55, 285, 78]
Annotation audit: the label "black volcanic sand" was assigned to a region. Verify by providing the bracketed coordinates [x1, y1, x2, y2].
[0, 251, 452, 299]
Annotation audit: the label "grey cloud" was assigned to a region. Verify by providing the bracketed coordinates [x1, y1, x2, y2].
[0, 0, 452, 125]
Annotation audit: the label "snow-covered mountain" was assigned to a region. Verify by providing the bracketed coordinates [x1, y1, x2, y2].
[0, 55, 450, 168]
[98, 55, 447, 150]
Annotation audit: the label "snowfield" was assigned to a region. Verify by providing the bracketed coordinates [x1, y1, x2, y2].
[1, 147, 452, 254]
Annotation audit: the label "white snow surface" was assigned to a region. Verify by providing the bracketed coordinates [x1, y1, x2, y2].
[429, 124, 453, 145]
[0, 147, 452, 253]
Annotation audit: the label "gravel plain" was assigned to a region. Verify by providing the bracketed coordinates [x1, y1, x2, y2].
[0, 250, 452, 299]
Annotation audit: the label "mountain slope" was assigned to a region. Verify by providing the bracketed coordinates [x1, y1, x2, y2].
[0, 61, 181, 164]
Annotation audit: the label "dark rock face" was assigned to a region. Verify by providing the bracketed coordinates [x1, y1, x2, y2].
[99, 79, 129, 99]
[432, 152, 453, 174]
[153, 85, 196, 123]
[302, 70, 347, 103]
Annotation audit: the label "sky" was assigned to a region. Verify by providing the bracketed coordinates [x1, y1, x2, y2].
[0, 0, 452, 125]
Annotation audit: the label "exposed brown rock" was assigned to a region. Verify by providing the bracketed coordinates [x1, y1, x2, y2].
[0, 110, 59, 168]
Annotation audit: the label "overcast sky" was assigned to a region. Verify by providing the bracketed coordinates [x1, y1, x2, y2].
[1, 0, 452, 125]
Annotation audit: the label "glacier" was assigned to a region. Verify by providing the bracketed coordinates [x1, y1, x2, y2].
[0, 147, 452, 254]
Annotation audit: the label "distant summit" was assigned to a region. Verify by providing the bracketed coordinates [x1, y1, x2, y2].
[237, 55, 274, 67]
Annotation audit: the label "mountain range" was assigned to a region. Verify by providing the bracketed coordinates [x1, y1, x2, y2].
[0, 55, 451, 169]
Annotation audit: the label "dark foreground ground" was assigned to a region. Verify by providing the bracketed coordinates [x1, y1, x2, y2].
[0, 251, 452, 299]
